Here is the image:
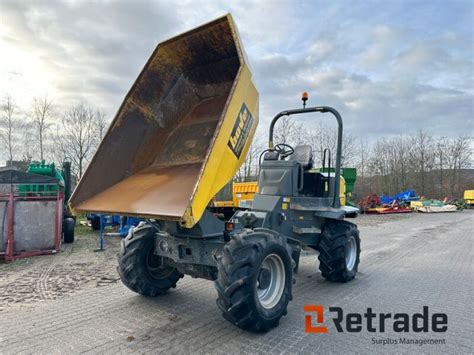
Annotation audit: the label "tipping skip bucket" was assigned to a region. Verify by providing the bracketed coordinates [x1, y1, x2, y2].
[70, 15, 259, 228]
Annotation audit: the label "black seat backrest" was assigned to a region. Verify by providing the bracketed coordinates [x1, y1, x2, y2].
[289, 145, 313, 169]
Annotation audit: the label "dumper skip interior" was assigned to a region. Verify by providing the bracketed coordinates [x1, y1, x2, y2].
[70, 15, 259, 228]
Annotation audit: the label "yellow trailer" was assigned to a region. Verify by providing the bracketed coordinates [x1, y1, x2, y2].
[232, 181, 258, 208]
[464, 190, 474, 207]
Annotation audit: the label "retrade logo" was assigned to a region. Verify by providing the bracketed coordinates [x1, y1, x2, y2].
[227, 103, 254, 158]
[304, 305, 328, 333]
[304, 305, 448, 334]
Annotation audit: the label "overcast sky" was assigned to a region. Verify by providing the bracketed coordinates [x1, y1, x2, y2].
[1, 0, 473, 153]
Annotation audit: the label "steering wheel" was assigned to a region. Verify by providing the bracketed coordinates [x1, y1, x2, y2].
[274, 143, 294, 159]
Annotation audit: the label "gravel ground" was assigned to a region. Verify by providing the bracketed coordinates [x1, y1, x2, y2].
[0, 211, 472, 354]
[354, 212, 414, 227]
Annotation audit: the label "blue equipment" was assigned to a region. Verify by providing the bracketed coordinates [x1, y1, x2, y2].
[380, 189, 419, 205]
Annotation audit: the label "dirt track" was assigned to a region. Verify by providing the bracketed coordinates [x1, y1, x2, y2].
[0, 232, 121, 311]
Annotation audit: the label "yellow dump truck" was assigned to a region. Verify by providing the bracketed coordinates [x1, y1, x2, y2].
[70, 14, 360, 332]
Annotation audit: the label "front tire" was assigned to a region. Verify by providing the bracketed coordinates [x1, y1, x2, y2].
[215, 229, 294, 332]
[318, 220, 361, 282]
[118, 224, 183, 297]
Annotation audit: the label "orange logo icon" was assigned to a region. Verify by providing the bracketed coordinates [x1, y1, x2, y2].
[304, 305, 328, 333]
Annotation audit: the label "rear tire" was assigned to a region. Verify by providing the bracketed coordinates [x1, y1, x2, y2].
[215, 229, 294, 332]
[318, 220, 360, 282]
[118, 224, 183, 296]
[63, 217, 75, 244]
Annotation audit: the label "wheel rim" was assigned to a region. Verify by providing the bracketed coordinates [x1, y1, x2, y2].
[345, 236, 357, 271]
[146, 249, 175, 280]
[256, 253, 286, 309]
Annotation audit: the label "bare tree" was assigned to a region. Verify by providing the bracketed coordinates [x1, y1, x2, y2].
[0, 96, 20, 164]
[52, 123, 67, 165]
[435, 137, 448, 196]
[308, 124, 327, 166]
[340, 132, 358, 167]
[236, 141, 262, 182]
[446, 135, 472, 196]
[363, 135, 411, 195]
[357, 131, 472, 199]
[21, 119, 34, 163]
[32, 96, 54, 161]
[273, 116, 304, 146]
[367, 138, 389, 193]
[357, 138, 369, 178]
[307, 124, 357, 167]
[57, 104, 99, 179]
[353, 137, 372, 197]
[95, 110, 108, 142]
[408, 130, 435, 196]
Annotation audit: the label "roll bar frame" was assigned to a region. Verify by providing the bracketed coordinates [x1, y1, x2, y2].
[268, 106, 343, 207]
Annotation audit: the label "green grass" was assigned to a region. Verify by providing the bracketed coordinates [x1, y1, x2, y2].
[74, 216, 119, 236]
[75, 224, 93, 236]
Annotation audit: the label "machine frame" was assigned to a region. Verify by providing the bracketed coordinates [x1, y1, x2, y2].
[147, 106, 358, 279]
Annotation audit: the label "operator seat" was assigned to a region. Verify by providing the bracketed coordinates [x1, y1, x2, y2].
[289, 145, 313, 169]
[289, 145, 325, 196]
[258, 145, 314, 196]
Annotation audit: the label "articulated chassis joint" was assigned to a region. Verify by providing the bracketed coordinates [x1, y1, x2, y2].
[153, 231, 224, 280]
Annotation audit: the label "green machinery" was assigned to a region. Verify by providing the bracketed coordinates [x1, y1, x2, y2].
[313, 167, 357, 205]
[20, 161, 65, 196]
[341, 168, 357, 196]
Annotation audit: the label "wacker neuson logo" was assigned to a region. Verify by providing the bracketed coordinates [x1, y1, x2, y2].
[304, 305, 447, 346]
[227, 103, 254, 159]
